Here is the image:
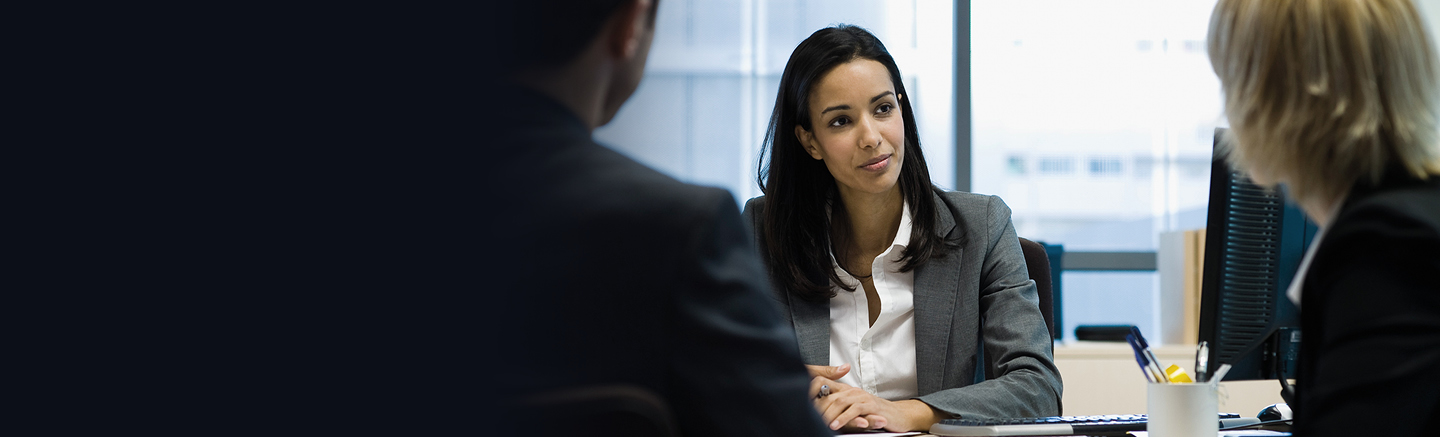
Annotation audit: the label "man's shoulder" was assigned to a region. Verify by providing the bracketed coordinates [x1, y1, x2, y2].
[513, 140, 735, 236]
[568, 142, 729, 209]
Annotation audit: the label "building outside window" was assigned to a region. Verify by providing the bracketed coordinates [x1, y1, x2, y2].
[972, 0, 1223, 341]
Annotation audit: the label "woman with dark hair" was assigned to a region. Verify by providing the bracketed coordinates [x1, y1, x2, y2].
[742, 25, 1061, 432]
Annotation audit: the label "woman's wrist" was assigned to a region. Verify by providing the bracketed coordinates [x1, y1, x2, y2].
[894, 399, 946, 431]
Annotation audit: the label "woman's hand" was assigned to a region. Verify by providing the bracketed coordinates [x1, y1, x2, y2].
[809, 377, 945, 432]
[805, 363, 850, 380]
[808, 377, 887, 431]
[807, 363, 889, 430]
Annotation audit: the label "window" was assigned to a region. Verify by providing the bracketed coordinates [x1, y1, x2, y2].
[972, 0, 1224, 342]
[594, 0, 956, 205]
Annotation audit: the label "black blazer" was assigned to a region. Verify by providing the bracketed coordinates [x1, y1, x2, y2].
[492, 86, 831, 437]
[1291, 170, 1440, 436]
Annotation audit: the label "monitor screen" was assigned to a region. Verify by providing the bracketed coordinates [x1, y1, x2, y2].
[1197, 128, 1318, 383]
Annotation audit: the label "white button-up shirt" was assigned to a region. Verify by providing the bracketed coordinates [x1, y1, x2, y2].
[828, 202, 919, 401]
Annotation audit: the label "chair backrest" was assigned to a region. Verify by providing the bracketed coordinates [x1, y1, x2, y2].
[518, 385, 678, 437]
[1018, 237, 1055, 342]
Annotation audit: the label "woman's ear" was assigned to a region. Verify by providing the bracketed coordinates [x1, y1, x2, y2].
[794, 125, 824, 160]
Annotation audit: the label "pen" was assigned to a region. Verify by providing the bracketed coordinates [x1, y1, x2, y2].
[1126, 337, 1156, 382]
[1129, 326, 1171, 383]
[1126, 334, 1160, 383]
[1195, 341, 1210, 382]
[816, 384, 831, 400]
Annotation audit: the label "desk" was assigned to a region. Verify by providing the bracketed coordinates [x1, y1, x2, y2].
[891, 432, 1289, 437]
[1054, 342, 1285, 416]
[831, 342, 1287, 436]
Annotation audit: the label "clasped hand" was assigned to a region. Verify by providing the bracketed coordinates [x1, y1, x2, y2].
[805, 364, 911, 432]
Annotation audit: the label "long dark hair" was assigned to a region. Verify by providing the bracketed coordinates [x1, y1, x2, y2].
[756, 25, 947, 302]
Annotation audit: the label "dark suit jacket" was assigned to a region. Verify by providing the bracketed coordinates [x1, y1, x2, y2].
[743, 190, 1062, 419]
[492, 86, 831, 437]
[1291, 170, 1440, 436]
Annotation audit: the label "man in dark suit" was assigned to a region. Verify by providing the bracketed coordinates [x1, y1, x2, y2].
[489, 1, 831, 436]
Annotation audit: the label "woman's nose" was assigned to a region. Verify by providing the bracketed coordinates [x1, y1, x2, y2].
[856, 117, 881, 149]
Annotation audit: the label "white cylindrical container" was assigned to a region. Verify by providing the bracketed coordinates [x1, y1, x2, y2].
[1146, 383, 1219, 437]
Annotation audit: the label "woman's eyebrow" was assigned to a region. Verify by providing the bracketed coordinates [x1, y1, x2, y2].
[820, 91, 896, 115]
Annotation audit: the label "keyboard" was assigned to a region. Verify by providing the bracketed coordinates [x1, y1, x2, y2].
[929, 413, 1252, 436]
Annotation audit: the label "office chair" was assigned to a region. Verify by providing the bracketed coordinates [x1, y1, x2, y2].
[1018, 237, 1055, 342]
[1019, 237, 1062, 415]
[518, 384, 678, 437]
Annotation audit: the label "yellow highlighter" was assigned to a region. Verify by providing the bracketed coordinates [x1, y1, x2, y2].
[1165, 364, 1194, 383]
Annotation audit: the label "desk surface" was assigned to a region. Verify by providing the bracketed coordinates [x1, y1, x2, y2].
[869, 429, 1290, 436]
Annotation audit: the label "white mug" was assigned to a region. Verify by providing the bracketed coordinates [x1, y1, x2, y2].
[1146, 383, 1218, 437]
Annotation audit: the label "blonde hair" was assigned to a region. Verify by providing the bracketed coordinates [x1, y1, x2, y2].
[1208, 0, 1440, 208]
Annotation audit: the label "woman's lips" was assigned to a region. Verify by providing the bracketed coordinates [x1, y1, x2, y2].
[860, 154, 892, 172]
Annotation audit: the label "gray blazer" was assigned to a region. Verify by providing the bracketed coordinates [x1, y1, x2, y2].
[742, 190, 1062, 419]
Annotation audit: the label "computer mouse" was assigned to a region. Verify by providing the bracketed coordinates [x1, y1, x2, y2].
[1257, 403, 1292, 421]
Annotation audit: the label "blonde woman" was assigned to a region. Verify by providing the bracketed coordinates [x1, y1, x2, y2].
[1207, 0, 1440, 435]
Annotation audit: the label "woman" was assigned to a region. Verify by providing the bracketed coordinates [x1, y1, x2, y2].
[742, 25, 1061, 432]
[1207, 0, 1440, 435]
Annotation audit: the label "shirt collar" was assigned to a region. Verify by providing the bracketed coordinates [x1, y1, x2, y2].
[830, 199, 914, 284]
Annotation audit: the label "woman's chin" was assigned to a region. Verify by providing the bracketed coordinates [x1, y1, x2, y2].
[838, 177, 903, 198]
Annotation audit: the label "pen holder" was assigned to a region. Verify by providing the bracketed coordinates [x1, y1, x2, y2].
[1146, 382, 1218, 437]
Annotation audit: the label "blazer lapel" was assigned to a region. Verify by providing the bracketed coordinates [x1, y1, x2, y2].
[913, 191, 962, 394]
[789, 290, 832, 365]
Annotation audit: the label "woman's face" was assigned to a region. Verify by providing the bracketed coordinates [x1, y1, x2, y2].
[796, 59, 906, 199]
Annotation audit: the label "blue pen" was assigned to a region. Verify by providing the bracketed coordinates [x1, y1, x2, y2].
[1129, 326, 1171, 383]
[1126, 335, 1156, 382]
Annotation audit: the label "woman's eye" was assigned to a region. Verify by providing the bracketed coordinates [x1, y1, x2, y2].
[829, 117, 849, 127]
[876, 103, 893, 114]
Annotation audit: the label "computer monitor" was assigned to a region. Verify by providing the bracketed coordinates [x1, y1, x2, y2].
[1197, 128, 1318, 384]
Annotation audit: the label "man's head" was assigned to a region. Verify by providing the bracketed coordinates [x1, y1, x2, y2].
[501, 0, 659, 126]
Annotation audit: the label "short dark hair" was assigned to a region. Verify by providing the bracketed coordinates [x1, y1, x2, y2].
[498, 0, 660, 71]
[756, 25, 949, 301]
